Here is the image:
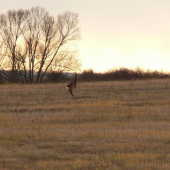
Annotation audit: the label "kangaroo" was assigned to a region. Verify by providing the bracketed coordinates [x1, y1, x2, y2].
[67, 74, 77, 97]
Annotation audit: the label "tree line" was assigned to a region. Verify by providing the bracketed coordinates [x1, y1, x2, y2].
[33, 67, 170, 83]
[0, 67, 169, 84]
[0, 7, 81, 83]
[78, 68, 170, 82]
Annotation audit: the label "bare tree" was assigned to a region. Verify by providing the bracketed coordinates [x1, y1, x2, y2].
[0, 9, 28, 82]
[0, 7, 81, 83]
[35, 10, 81, 83]
[51, 48, 81, 73]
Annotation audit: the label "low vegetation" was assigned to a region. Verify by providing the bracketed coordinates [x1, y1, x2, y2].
[0, 79, 170, 169]
[79, 68, 170, 81]
[43, 67, 170, 83]
[1, 67, 170, 84]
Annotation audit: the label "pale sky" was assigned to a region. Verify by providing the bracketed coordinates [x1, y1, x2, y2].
[1, 0, 170, 72]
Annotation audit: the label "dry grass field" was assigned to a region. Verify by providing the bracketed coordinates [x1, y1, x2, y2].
[0, 79, 170, 170]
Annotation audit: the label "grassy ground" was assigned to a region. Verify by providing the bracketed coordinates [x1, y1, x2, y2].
[0, 79, 170, 170]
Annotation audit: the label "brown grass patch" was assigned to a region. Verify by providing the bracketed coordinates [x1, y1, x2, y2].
[0, 79, 170, 169]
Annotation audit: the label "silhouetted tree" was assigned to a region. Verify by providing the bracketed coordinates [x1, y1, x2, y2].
[0, 7, 81, 83]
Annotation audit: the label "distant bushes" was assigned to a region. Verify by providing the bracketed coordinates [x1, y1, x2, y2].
[78, 67, 170, 82]
[1, 67, 170, 84]
[0, 72, 7, 84]
[45, 71, 75, 83]
[46, 71, 63, 83]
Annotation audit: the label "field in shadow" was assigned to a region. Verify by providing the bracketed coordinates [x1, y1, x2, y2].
[0, 79, 170, 169]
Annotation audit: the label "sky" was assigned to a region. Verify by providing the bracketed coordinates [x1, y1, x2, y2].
[1, 0, 170, 72]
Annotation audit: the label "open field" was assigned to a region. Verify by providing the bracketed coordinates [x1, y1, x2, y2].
[0, 79, 170, 170]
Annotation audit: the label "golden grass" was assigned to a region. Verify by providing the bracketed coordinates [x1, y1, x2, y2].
[0, 79, 170, 169]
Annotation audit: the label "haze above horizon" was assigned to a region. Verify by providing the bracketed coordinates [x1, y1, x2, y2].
[1, 0, 170, 72]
